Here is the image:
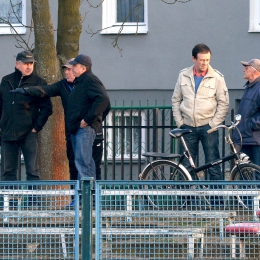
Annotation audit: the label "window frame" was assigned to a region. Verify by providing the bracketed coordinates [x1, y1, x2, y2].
[101, 0, 148, 34]
[0, 0, 26, 35]
[249, 0, 260, 32]
[106, 110, 146, 160]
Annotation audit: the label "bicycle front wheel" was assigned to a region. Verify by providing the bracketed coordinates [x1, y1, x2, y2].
[140, 160, 191, 208]
[230, 163, 260, 181]
[230, 163, 260, 208]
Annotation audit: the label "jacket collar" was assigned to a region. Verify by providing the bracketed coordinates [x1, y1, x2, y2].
[244, 76, 260, 88]
[74, 70, 91, 84]
[4, 68, 35, 81]
[183, 64, 215, 79]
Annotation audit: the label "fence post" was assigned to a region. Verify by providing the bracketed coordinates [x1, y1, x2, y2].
[153, 108, 158, 152]
[81, 177, 94, 260]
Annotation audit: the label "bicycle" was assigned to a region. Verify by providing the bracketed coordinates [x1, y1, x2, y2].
[139, 114, 260, 208]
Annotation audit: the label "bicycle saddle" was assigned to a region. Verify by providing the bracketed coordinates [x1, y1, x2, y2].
[169, 128, 192, 138]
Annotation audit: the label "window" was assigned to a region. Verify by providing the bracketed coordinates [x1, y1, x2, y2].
[249, 0, 260, 32]
[106, 110, 146, 159]
[0, 0, 26, 34]
[101, 0, 148, 34]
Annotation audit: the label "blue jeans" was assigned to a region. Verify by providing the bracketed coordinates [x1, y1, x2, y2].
[180, 124, 222, 180]
[1, 132, 39, 181]
[71, 126, 96, 180]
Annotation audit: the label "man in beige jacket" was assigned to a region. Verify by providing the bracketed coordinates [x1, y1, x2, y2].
[172, 43, 229, 181]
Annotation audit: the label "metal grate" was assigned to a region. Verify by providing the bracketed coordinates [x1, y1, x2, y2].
[0, 180, 80, 260]
[94, 180, 260, 260]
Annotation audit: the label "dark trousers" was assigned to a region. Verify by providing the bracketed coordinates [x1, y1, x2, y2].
[241, 145, 260, 168]
[180, 124, 222, 180]
[66, 140, 78, 181]
[1, 132, 39, 181]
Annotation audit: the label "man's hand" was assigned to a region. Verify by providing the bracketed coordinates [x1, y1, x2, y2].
[80, 119, 88, 128]
[9, 88, 27, 95]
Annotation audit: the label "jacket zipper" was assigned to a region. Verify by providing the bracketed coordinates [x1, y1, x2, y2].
[12, 76, 23, 104]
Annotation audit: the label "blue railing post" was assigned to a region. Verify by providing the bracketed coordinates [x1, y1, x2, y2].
[81, 177, 94, 260]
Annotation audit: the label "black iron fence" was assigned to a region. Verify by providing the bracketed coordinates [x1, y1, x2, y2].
[103, 106, 234, 180]
[0, 106, 235, 182]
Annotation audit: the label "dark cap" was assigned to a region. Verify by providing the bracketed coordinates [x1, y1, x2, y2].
[62, 58, 74, 69]
[16, 50, 36, 63]
[68, 54, 92, 67]
[241, 59, 260, 72]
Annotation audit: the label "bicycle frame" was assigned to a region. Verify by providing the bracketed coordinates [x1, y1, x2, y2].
[177, 114, 243, 180]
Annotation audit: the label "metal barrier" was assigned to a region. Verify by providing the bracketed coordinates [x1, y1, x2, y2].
[102, 107, 234, 180]
[0, 180, 80, 260]
[94, 180, 260, 260]
[2, 179, 259, 259]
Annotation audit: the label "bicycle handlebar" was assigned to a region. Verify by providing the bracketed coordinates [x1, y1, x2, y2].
[207, 114, 241, 134]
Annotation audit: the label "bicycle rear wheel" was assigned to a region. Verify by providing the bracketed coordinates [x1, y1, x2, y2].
[230, 163, 260, 208]
[140, 160, 191, 208]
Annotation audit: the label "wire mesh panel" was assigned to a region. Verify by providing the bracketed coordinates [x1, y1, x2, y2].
[95, 180, 260, 260]
[0, 181, 80, 260]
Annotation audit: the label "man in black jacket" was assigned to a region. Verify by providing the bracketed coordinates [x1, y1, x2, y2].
[67, 54, 110, 181]
[0, 50, 53, 182]
[11, 58, 111, 183]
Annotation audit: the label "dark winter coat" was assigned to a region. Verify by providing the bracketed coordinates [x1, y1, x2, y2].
[67, 70, 110, 135]
[0, 68, 53, 141]
[25, 78, 111, 139]
[233, 77, 260, 145]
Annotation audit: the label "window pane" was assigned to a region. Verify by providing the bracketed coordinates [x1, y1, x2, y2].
[133, 117, 139, 153]
[0, 0, 22, 24]
[117, 0, 144, 23]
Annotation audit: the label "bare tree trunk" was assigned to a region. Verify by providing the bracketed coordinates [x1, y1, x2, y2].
[56, 0, 82, 64]
[31, 0, 69, 180]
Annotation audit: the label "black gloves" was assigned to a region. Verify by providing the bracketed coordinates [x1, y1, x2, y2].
[9, 88, 27, 95]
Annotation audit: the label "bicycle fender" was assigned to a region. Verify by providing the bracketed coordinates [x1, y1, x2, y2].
[229, 162, 252, 180]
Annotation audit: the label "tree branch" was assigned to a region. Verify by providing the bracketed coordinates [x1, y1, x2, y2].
[86, 0, 104, 8]
[161, 0, 192, 3]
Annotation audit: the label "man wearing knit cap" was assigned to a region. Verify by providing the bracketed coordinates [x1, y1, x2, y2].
[233, 59, 260, 167]
[67, 54, 110, 181]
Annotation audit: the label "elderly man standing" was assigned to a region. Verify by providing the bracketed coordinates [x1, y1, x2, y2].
[233, 59, 260, 166]
[11, 58, 111, 184]
[67, 54, 110, 180]
[0, 51, 52, 184]
[172, 43, 229, 181]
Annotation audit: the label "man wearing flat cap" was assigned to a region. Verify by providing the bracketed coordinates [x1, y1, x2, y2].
[0, 51, 52, 189]
[67, 54, 110, 181]
[233, 59, 260, 167]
